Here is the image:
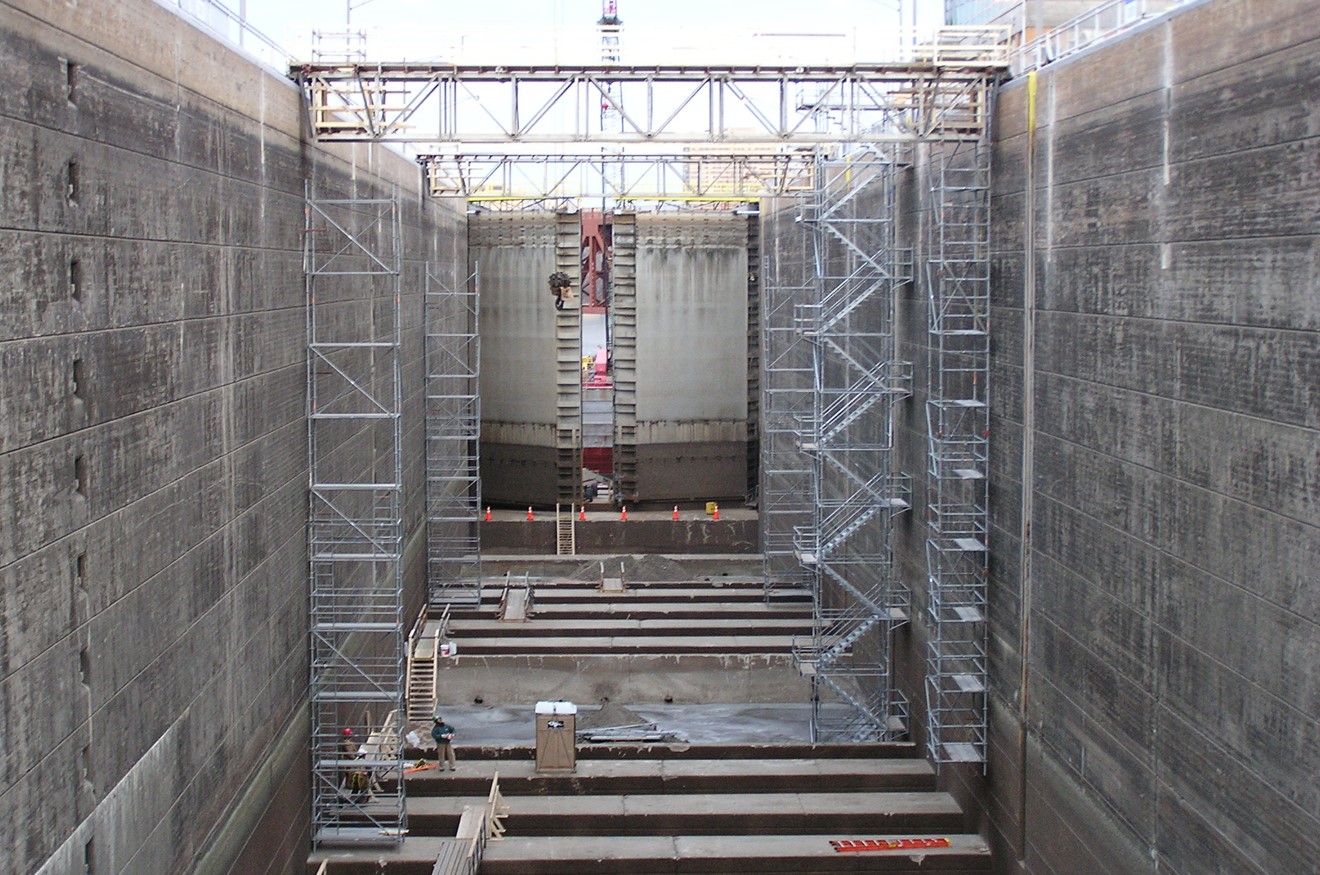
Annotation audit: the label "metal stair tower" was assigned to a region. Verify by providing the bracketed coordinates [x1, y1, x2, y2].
[787, 145, 914, 742]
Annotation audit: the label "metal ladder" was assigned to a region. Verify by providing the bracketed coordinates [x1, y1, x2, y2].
[554, 211, 583, 506]
[556, 504, 576, 556]
[406, 634, 437, 722]
[611, 212, 638, 503]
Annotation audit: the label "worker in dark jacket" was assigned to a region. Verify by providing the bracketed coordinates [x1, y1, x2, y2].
[431, 716, 457, 771]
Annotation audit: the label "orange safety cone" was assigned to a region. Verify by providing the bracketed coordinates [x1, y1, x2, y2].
[620, 506, 628, 521]
[485, 506, 492, 522]
[672, 505, 679, 521]
[713, 504, 720, 520]
[527, 506, 534, 521]
[579, 506, 586, 521]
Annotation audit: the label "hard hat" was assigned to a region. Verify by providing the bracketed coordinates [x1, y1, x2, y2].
[342, 728, 353, 736]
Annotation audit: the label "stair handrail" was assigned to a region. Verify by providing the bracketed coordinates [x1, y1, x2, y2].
[433, 772, 508, 875]
[497, 571, 511, 618]
[486, 770, 509, 840]
[430, 617, 444, 710]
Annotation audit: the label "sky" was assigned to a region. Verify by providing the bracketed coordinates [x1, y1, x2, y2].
[237, 0, 949, 64]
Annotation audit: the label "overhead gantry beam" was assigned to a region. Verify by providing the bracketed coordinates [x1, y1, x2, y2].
[416, 149, 819, 200]
[293, 46, 1007, 146]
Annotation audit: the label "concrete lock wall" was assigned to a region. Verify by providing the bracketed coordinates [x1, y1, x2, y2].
[762, 2, 1320, 873]
[959, 1, 1320, 874]
[0, 1, 465, 874]
[472, 213, 560, 505]
[634, 213, 750, 500]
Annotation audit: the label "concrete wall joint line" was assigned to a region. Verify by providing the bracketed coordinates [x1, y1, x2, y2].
[1027, 308, 1320, 337]
[1031, 485, 1314, 633]
[1029, 416, 1320, 535]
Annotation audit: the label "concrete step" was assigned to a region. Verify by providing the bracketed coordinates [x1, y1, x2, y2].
[480, 834, 993, 874]
[401, 742, 921, 762]
[450, 634, 798, 655]
[451, 602, 812, 621]
[308, 833, 993, 874]
[472, 585, 810, 605]
[404, 791, 965, 836]
[403, 757, 937, 796]
[448, 618, 813, 638]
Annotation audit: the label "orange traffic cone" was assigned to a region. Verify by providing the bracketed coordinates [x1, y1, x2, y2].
[485, 506, 492, 522]
[621, 506, 628, 521]
[672, 505, 679, 520]
[527, 506, 534, 521]
[579, 506, 586, 521]
[713, 504, 720, 520]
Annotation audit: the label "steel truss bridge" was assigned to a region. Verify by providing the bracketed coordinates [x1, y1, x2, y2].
[294, 33, 1006, 199]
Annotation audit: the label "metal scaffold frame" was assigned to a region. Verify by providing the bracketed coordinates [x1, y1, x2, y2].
[611, 211, 638, 504]
[425, 264, 483, 605]
[760, 200, 816, 596]
[417, 150, 818, 201]
[787, 146, 914, 742]
[292, 49, 1007, 145]
[291, 29, 1005, 790]
[305, 187, 408, 845]
[923, 131, 992, 767]
[554, 211, 584, 505]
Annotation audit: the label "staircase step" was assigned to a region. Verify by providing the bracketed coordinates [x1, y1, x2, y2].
[451, 635, 798, 655]
[475, 584, 803, 604]
[480, 834, 992, 874]
[404, 757, 935, 797]
[309, 833, 992, 874]
[452, 603, 811, 622]
[405, 791, 964, 836]
[449, 619, 812, 638]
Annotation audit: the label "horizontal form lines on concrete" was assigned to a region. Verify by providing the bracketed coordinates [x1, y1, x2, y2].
[1029, 492, 1318, 726]
[1029, 369, 1320, 529]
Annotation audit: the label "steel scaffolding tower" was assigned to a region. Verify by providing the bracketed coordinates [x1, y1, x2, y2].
[305, 188, 407, 844]
[760, 200, 815, 596]
[425, 264, 482, 605]
[788, 146, 914, 742]
[923, 134, 991, 766]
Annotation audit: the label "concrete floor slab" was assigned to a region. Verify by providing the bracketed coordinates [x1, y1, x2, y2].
[422, 703, 822, 745]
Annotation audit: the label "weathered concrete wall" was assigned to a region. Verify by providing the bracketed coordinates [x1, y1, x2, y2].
[971, 1, 1320, 873]
[763, 3, 1320, 873]
[634, 214, 750, 500]
[471, 213, 560, 505]
[0, 1, 464, 873]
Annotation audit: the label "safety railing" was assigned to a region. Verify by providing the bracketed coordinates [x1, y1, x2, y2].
[1012, 0, 1194, 75]
[431, 774, 509, 875]
[152, 0, 289, 71]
